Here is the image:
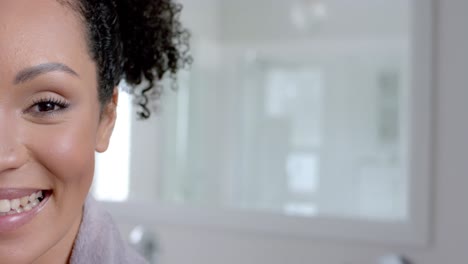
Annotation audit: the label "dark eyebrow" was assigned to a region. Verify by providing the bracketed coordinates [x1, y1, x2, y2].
[14, 63, 79, 85]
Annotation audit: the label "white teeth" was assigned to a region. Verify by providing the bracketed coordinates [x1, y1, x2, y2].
[28, 192, 37, 202]
[20, 197, 29, 207]
[10, 199, 20, 210]
[0, 200, 10, 213]
[31, 200, 39, 207]
[0, 191, 46, 216]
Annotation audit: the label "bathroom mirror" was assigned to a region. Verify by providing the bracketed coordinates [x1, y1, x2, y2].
[94, 0, 432, 245]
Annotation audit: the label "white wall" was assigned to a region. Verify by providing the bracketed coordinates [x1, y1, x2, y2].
[219, 0, 408, 42]
[116, 1, 468, 263]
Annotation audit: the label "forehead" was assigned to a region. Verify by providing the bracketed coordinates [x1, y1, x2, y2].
[0, 0, 90, 77]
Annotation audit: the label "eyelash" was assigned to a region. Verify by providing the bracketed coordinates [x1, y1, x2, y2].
[28, 97, 70, 115]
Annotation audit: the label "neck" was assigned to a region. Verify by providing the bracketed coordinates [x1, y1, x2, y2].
[33, 210, 83, 264]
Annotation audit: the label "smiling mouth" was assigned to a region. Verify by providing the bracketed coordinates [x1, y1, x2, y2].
[0, 190, 50, 216]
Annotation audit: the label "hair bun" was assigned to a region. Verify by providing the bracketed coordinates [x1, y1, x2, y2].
[114, 0, 191, 118]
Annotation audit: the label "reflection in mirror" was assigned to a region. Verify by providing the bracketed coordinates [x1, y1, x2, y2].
[94, 0, 412, 222]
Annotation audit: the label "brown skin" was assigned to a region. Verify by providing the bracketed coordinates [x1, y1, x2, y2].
[0, 0, 117, 263]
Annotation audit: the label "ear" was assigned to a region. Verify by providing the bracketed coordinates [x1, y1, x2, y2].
[95, 88, 118, 153]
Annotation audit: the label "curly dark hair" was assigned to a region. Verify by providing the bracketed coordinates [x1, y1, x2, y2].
[60, 0, 191, 119]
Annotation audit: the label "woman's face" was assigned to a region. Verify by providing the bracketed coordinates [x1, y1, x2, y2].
[0, 0, 116, 262]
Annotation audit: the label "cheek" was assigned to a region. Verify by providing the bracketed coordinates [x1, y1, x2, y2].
[23, 116, 99, 188]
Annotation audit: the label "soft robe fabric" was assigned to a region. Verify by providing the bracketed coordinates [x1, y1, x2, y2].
[69, 196, 148, 264]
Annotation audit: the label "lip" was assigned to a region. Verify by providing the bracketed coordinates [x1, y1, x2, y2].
[0, 189, 43, 200]
[0, 190, 51, 233]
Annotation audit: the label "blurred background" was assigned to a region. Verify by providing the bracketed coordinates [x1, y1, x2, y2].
[92, 0, 468, 263]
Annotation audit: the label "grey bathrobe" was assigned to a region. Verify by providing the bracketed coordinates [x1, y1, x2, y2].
[69, 196, 148, 264]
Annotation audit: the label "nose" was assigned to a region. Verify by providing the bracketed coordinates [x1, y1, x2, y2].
[0, 144, 27, 172]
[0, 120, 28, 174]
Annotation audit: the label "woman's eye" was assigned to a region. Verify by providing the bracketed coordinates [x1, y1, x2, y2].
[35, 102, 61, 112]
[27, 98, 70, 116]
